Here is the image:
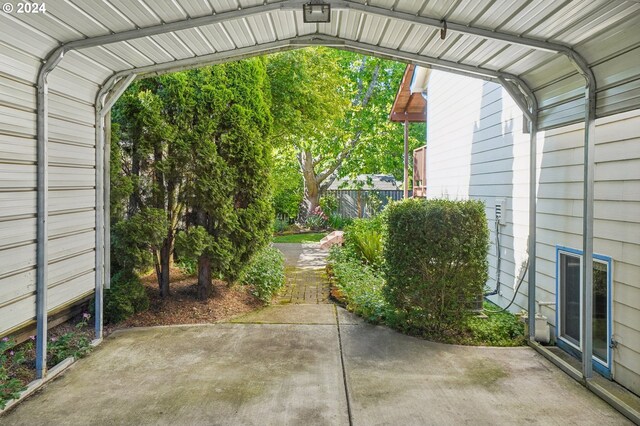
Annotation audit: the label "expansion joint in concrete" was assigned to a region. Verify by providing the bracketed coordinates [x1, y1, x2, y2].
[335, 304, 354, 426]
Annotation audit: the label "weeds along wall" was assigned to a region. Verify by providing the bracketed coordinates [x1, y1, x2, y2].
[0, 35, 110, 336]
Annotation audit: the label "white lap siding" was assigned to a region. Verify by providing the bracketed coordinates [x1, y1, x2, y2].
[426, 71, 531, 314]
[426, 70, 640, 395]
[538, 110, 640, 394]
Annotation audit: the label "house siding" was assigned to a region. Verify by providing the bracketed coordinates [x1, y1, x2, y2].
[426, 70, 640, 395]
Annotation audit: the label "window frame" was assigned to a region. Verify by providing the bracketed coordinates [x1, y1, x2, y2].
[555, 245, 613, 377]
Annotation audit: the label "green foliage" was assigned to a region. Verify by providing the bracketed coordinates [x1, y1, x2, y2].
[104, 270, 150, 324]
[343, 216, 385, 267]
[239, 246, 285, 302]
[179, 60, 274, 285]
[383, 198, 490, 338]
[175, 258, 198, 276]
[328, 247, 389, 323]
[112, 208, 169, 273]
[305, 207, 328, 231]
[112, 58, 274, 294]
[272, 232, 326, 243]
[0, 337, 27, 409]
[353, 229, 383, 266]
[272, 145, 303, 220]
[48, 331, 92, 366]
[319, 195, 339, 215]
[108, 122, 134, 223]
[268, 48, 423, 217]
[464, 302, 525, 346]
[327, 213, 352, 230]
[272, 217, 290, 234]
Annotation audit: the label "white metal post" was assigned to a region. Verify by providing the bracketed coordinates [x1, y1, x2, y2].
[35, 51, 64, 379]
[94, 73, 136, 336]
[95, 108, 105, 340]
[528, 117, 538, 341]
[35, 80, 49, 380]
[403, 119, 409, 199]
[104, 110, 111, 290]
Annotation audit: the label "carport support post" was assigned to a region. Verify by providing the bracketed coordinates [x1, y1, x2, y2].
[35, 50, 64, 379]
[35, 80, 49, 380]
[104, 110, 111, 291]
[528, 117, 537, 341]
[582, 81, 597, 381]
[403, 118, 409, 199]
[95, 108, 105, 340]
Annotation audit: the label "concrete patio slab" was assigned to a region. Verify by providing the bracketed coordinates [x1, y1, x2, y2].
[3, 305, 631, 425]
[4, 324, 348, 426]
[342, 323, 630, 425]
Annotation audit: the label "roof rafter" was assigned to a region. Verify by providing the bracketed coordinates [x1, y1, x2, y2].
[39, 0, 591, 84]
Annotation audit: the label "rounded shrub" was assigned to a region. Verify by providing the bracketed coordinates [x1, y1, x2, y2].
[383, 198, 489, 338]
[104, 270, 150, 324]
[239, 246, 285, 302]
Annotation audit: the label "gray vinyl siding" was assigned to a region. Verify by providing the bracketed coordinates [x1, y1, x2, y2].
[0, 24, 100, 336]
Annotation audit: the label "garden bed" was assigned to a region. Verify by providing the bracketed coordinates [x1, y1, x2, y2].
[1, 312, 95, 410]
[112, 267, 263, 330]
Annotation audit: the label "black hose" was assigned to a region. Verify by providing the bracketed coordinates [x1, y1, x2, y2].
[484, 220, 502, 297]
[484, 258, 529, 314]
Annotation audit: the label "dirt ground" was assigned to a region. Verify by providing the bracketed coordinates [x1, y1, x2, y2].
[109, 268, 263, 332]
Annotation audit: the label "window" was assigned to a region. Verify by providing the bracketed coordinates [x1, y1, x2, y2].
[556, 247, 612, 377]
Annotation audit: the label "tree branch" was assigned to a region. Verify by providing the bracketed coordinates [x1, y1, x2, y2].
[316, 130, 362, 184]
[360, 64, 380, 108]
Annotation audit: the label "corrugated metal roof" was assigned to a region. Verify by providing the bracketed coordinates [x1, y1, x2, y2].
[0, 0, 637, 128]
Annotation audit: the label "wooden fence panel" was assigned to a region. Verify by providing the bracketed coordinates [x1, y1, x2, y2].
[325, 189, 411, 218]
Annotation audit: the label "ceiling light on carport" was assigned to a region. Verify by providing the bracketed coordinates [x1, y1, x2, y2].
[303, 0, 331, 23]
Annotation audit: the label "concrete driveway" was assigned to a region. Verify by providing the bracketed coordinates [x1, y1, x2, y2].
[3, 304, 629, 425]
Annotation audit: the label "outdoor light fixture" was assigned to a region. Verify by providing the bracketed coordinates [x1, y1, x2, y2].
[303, 0, 331, 23]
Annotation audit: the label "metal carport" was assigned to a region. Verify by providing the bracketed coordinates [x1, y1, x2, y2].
[0, 0, 639, 384]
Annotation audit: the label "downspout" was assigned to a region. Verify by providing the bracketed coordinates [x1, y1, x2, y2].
[35, 49, 65, 380]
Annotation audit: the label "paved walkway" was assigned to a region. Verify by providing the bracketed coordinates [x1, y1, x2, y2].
[273, 243, 330, 304]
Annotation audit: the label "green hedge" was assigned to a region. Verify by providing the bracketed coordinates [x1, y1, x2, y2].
[384, 198, 489, 338]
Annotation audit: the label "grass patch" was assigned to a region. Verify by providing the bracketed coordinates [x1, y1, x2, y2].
[272, 232, 326, 243]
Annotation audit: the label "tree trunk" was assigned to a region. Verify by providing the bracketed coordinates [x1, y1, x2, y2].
[195, 208, 212, 300]
[158, 232, 172, 298]
[197, 254, 212, 300]
[300, 149, 321, 220]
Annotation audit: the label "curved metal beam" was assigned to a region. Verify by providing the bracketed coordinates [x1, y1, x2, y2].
[95, 35, 538, 121]
[34, 48, 64, 380]
[93, 73, 136, 341]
